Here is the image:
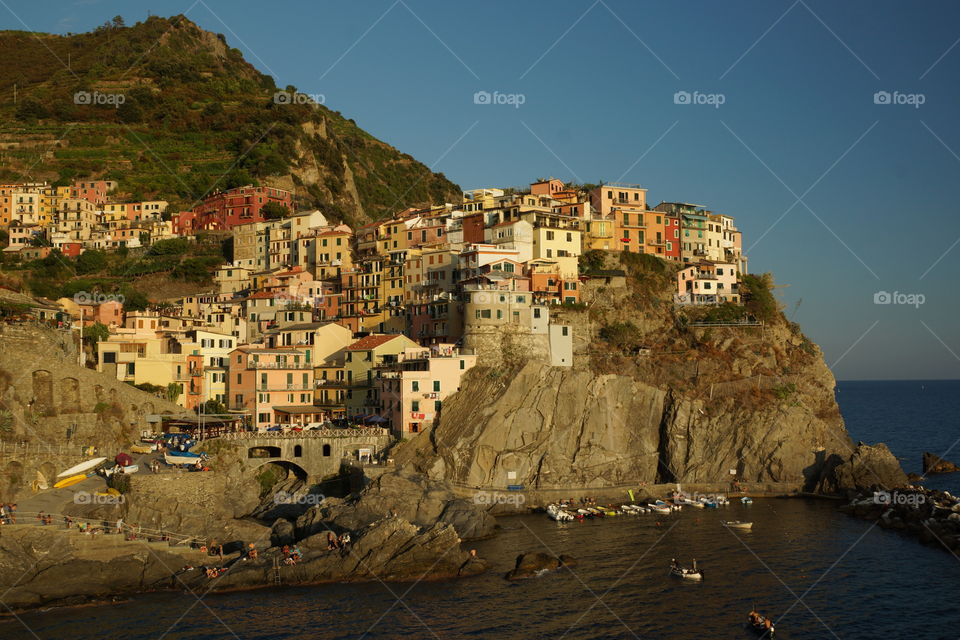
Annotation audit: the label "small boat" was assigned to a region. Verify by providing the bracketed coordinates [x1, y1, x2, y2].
[57, 457, 108, 479]
[655, 499, 681, 511]
[648, 503, 671, 515]
[669, 563, 703, 581]
[131, 443, 155, 454]
[546, 504, 575, 522]
[699, 498, 718, 508]
[747, 612, 775, 637]
[741, 496, 754, 504]
[166, 449, 202, 458]
[121, 464, 139, 474]
[53, 473, 87, 489]
[165, 452, 204, 466]
[723, 521, 753, 530]
[577, 508, 594, 518]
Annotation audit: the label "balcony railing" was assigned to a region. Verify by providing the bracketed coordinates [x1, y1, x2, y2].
[247, 361, 312, 370]
[256, 383, 312, 392]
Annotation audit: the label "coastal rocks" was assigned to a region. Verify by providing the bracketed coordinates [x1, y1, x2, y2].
[270, 518, 295, 547]
[504, 552, 577, 580]
[818, 443, 909, 494]
[399, 360, 855, 493]
[922, 452, 960, 475]
[840, 488, 960, 553]
[297, 468, 496, 541]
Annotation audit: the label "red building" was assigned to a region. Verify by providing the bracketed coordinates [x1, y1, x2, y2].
[71, 180, 116, 206]
[461, 212, 485, 244]
[60, 242, 83, 258]
[173, 185, 292, 234]
[664, 213, 682, 261]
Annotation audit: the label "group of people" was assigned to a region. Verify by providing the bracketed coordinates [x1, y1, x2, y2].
[748, 610, 774, 631]
[326, 531, 351, 553]
[281, 544, 303, 565]
[0, 503, 17, 524]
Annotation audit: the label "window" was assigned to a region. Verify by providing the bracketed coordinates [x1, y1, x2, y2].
[460, 359, 465, 370]
[412, 400, 420, 412]
[533, 308, 542, 319]
[434, 400, 441, 412]
[103, 351, 116, 364]
[322, 444, 331, 457]
[412, 380, 419, 392]
[546, 230, 554, 240]
[433, 380, 440, 392]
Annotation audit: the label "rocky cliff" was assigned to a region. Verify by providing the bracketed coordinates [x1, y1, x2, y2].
[397, 253, 901, 495]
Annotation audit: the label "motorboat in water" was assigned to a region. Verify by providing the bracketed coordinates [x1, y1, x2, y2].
[747, 612, 775, 637]
[669, 561, 703, 581]
[722, 521, 753, 530]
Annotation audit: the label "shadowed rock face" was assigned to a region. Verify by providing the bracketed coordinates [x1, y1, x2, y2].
[817, 443, 909, 494]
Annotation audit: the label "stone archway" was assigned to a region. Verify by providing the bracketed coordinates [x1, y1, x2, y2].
[248, 446, 281, 459]
[60, 377, 80, 414]
[2, 461, 24, 501]
[32, 370, 53, 415]
[38, 461, 57, 490]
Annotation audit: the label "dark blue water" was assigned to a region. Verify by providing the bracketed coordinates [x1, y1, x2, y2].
[3, 380, 957, 640]
[837, 379, 960, 494]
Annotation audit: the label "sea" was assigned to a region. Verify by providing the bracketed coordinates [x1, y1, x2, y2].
[4, 380, 958, 640]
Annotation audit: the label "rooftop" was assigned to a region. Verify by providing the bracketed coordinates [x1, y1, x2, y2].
[346, 334, 402, 351]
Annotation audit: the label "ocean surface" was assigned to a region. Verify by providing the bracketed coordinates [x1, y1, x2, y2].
[4, 380, 958, 640]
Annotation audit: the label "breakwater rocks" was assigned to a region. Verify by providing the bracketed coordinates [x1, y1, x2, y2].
[840, 487, 960, 553]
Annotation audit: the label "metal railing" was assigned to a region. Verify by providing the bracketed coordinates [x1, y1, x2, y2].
[5, 510, 207, 548]
[219, 428, 388, 439]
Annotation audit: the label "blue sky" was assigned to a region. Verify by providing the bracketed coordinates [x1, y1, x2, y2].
[4, 0, 960, 380]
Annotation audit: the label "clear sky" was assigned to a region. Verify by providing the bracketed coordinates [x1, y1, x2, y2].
[4, 0, 960, 381]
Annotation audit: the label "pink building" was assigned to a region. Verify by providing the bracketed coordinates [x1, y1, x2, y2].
[377, 344, 477, 437]
[228, 346, 316, 430]
[676, 261, 740, 304]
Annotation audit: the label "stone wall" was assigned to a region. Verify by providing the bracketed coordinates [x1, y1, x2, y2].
[0, 324, 186, 500]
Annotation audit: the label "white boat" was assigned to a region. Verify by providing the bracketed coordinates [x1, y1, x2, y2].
[723, 521, 753, 530]
[648, 503, 672, 515]
[670, 565, 703, 580]
[57, 457, 108, 478]
[741, 496, 753, 504]
[164, 452, 203, 466]
[546, 504, 575, 522]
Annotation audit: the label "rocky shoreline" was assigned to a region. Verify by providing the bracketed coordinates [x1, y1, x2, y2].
[840, 486, 960, 553]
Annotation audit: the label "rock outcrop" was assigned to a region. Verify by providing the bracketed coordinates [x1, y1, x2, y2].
[0, 515, 485, 611]
[295, 467, 496, 541]
[395, 261, 899, 497]
[922, 452, 960, 475]
[818, 443, 909, 494]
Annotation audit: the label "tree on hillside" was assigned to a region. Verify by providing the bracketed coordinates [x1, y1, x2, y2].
[76, 250, 107, 274]
[82, 322, 111, 349]
[261, 201, 290, 220]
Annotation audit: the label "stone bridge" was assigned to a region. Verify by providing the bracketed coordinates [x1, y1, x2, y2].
[218, 429, 393, 481]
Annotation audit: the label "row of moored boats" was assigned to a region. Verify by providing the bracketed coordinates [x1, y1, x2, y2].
[546, 494, 753, 521]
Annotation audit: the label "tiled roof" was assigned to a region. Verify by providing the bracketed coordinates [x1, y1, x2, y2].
[346, 334, 401, 351]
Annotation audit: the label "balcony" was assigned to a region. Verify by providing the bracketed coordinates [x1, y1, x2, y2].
[248, 361, 312, 370]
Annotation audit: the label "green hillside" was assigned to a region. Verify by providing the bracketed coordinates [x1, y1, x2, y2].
[0, 15, 460, 223]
